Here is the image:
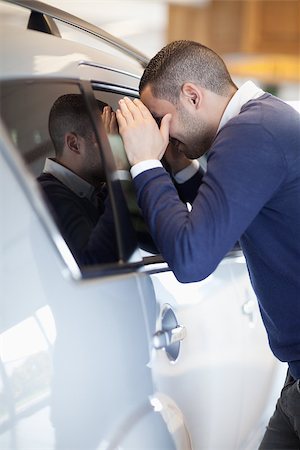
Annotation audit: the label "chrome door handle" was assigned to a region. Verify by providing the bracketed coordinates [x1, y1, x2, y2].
[242, 295, 256, 327]
[153, 325, 186, 350]
[152, 306, 186, 361]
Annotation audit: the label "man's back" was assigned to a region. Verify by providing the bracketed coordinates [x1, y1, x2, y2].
[223, 95, 300, 446]
[209, 94, 300, 376]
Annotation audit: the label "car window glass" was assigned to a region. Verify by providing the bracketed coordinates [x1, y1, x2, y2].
[93, 88, 159, 257]
[1, 82, 84, 174]
[0, 80, 135, 270]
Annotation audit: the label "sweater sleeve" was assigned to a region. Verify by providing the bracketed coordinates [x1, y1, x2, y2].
[80, 196, 119, 266]
[133, 123, 286, 282]
[173, 169, 203, 204]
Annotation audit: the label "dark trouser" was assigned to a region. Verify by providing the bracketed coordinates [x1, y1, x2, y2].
[259, 371, 300, 449]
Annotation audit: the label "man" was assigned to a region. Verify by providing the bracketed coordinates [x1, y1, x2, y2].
[38, 94, 118, 266]
[116, 40, 300, 448]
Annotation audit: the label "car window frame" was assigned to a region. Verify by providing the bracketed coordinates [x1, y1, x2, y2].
[0, 77, 148, 281]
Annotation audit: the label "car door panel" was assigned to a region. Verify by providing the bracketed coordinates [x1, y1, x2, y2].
[146, 256, 286, 449]
[0, 127, 175, 449]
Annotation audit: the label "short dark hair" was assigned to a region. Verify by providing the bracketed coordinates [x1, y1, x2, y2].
[139, 40, 236, 102]
[48, 94, 107, 157]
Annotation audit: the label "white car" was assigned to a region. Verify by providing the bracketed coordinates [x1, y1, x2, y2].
[0, 1, 287, 449]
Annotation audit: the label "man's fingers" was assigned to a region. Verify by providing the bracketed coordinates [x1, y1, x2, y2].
[120, 97, 154, 122]
[133, 98, 153, 120]
[120, 97, 145, 122]
[116, 98, 170, 165]
[118, 98, 136, 124]
[110, 112, 118, 134]
[116, 109, 127, 130]
[110, 112, 116, 127]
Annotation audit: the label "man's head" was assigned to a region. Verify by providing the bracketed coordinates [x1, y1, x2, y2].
[139, 40, 237, 158]
[48, 94, 107, 185]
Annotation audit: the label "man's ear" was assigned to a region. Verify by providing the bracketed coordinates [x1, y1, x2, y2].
[65, 132, 80, 154]
[181, 83, 202, 109]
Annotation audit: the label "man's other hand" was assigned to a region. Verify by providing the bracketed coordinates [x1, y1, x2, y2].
[163, 141, 193, 175]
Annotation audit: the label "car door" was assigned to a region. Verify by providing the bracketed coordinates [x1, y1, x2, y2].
[0, 72, 286, 450]
[89, 68, 287, 450]
[0, 78, 178, 450]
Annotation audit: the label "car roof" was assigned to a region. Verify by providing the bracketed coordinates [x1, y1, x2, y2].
[0, 0, 146, 81]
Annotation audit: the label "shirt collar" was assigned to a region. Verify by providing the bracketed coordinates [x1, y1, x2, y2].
[43, 158, 96, 201]
[217, 80, 265, 133]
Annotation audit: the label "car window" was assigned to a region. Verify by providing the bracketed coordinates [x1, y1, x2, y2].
[1, 81, 82, 174]
[92, 87, 159, 257]
[0, 79, 141, 272]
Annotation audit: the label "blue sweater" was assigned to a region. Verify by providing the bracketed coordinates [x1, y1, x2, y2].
[134, 94, 300, 378]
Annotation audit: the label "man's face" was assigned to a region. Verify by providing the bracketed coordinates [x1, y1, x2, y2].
[80, 116, 105, 184]
[140, 85, 215, 159]
[83, 140, 105, 184]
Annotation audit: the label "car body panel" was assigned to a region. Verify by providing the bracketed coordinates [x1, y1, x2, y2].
[0, 24, 143, 81]
[0, 129, 175, 449]
[149, 261, 286, 449]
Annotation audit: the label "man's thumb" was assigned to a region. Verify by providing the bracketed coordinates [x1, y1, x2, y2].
[160, 113, 172, 143]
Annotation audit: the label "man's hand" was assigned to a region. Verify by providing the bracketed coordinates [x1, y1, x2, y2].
[116, 97, 171, 166]
[163, 141, 193, 175]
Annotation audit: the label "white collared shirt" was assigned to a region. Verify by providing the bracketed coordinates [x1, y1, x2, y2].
[130, 81, 265, 182]
[216, 80, 264, 133]
[43, 158, 96, 201]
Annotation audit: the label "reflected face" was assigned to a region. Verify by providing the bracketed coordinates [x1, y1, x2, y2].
[81, 135, 104, 184]
[141, 85, 215, 159]
[80, 115, 105, 184]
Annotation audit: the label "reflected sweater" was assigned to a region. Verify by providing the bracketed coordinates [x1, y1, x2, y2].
[133, 93, 300, 378]
[38, 172, 118, 265]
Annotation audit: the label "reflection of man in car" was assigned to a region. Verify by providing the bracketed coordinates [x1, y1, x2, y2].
[38, 94, 118, 265]
[38, 97, 128, 449]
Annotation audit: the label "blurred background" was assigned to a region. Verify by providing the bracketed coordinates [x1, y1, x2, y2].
[41, 0, 300, 102]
